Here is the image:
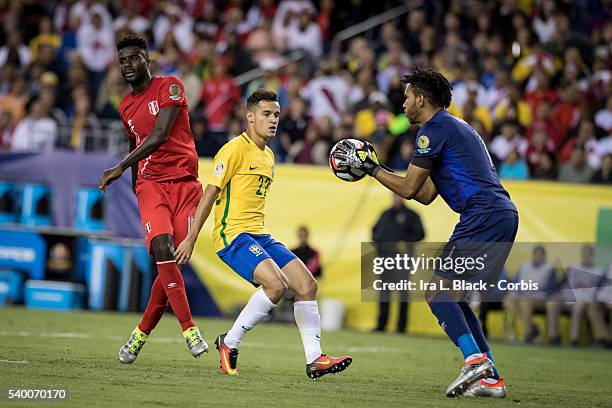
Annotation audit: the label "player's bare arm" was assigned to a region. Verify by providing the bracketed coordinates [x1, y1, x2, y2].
[175, 184, 221, 265]
[129, 137, 137, 193]
[98, 105, 180, 190]
[375, 164, 437, 204]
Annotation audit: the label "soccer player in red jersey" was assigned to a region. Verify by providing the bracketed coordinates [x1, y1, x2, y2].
[98, 34, 208, 363]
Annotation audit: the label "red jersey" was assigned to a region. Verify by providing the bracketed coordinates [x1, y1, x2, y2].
[119, 76, 198, 182]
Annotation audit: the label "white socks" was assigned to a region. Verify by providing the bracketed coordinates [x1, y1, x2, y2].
[224, 289, 276, 349]
[294, 300, 323, 364]
[223, 293, 323, 364]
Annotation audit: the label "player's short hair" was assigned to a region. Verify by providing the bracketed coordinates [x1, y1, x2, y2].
[401, 67, 453, 109]
[247, 89, 279, 111]
[116, 34, 148, 53]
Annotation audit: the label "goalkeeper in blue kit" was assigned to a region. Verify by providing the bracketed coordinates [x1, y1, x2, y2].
[332, 68, 518, 398]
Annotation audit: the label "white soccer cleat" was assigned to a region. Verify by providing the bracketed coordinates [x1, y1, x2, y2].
[464, 377, 507, 398]
[446, 353, 495, 397]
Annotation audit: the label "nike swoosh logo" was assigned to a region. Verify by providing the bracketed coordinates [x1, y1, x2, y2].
[316, 359, 331, 365]
[249, 166, 257, 170]
[241, 325, 252, 331]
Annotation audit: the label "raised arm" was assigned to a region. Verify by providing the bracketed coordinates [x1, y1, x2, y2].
[174, 184, 221, 265]
[98, 105, 181, 191]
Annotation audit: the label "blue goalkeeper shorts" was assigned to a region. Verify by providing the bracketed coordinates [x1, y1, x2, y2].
[217, 233, 297, 283]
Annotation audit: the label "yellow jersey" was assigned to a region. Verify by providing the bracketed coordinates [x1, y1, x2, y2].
[208, 132, 275, 251]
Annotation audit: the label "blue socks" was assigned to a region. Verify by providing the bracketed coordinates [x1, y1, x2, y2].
[458, 301, 500, 379]
[458, 333, 480, 358]
[428, 292, 474, 349]
[428, 293, 500, 380]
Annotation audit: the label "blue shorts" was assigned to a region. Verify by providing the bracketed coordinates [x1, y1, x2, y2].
[435, 210, 519, 283]
[217, 233, 298, 283]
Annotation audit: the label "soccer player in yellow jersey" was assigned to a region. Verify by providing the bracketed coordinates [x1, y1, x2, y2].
[175, 90, 352, 379]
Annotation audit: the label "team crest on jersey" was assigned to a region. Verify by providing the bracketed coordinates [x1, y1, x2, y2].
[417, 135, 431, 154]
[249, 244, 262, 256]
[214, 161, 225, 177]
[148, 100, 159, 115]
[169, 84, 181, 101]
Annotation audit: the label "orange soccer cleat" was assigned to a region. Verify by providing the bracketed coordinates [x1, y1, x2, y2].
[214, 333, 238, 376]
[306, 354, 353, 379]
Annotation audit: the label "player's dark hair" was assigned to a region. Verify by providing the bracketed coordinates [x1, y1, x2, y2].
[401, 67, 453, 109]
[247, 89, 278, 111]
[116, 34, 148, 53]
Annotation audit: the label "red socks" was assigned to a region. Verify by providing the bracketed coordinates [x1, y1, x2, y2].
[138, 277, 167, 334]
[138, 260, 195, 333]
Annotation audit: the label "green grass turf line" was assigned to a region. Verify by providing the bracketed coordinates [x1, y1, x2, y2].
[0, 306, 611, 408]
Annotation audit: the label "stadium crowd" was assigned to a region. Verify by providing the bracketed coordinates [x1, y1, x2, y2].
[0, 0, 610, 184]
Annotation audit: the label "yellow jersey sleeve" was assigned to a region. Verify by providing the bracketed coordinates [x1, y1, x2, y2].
[209, 143, 242, 190]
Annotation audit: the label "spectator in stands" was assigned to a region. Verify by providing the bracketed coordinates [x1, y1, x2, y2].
[449, 82, 492, 135]
[588, 264, 612, 348]
[279, 96, 308, 161]
[76, 4, 115, 78]
[0, 30, 31, 68]
[245, 16, 279, 65]
[559, 120, 600, 168]
[559, 146, 593, 183]
[10, 98, 57, 153]
[199, 60, 239, 135]
[388, 137, 414, 171]
[503, 245, 558, 343]
[0, 77, 29, 124]
[94, 65, 126, 120]
[291, 124, 327, 165]
[499, 149, 529, 180]
[0, 108, 14, 150]
[113, 1, 150, 36]
[247, 58, 287, 108]
[286, 8, 322, 60]
[526, 122, 555, 173]
[223, 31, 256, 77]
[594, 95, 612, 134]
[529, 101, 564, 151]
[552, 82, 581, 138]
[532, 150, 558, 180]
[67, 85, 101, 151]
[548, 245, 608, 346]
[591, 153, 612, 184]
[490, 120, 527, 164]
[153, 5, 194, 55]
[524, 68, 558, 117]
[301, 59, 349, 125]
[486, 68, 511, 113]
[494, 84, 533, 128]
[29, 16, 61, 64]
[376, 39, 410, 94]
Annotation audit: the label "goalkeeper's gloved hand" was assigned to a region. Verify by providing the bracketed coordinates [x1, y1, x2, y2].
[331, 139, 384, 177]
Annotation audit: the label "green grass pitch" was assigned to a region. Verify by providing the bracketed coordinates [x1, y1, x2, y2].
[1, 306, 611, 407]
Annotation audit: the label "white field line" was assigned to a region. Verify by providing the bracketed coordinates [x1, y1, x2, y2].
[0, 331, 411, 354]
[0, 358, 28, 364]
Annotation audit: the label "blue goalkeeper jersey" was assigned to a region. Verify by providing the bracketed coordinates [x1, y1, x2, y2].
[410, 109, 517, 217]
